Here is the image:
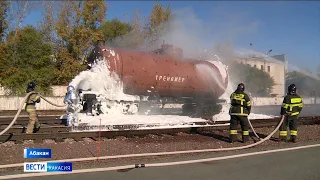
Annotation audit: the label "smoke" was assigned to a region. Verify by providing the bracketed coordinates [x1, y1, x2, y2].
[288, 64, 320, 81]
[108, 5, 261, 60]
[156, 7, 211, 58]
[235, 48, 286, 65]
[155, 6, 261, 59]
[151, 6, 265, 100]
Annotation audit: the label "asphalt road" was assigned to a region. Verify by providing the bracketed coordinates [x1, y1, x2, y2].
[14, 145, 320, 180]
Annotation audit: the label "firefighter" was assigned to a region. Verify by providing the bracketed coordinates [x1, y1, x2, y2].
[279, 84, 303, 143]
[25, 81, 41, 134]
[229, 83, 252, 143]
[64, 85, 80, 126]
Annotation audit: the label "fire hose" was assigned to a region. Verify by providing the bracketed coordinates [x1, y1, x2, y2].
[0, 91, 283, 153]
[0, 91, 66, 136]
[248, 117, 261, 139]
[0, 90, 286, 173]
[0, 115, 285, 171]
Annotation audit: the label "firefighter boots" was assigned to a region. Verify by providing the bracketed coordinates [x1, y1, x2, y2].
[242, 135, 249, 143]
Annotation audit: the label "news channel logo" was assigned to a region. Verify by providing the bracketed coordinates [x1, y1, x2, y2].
[24, 162, 73, 172]
[24, 148, 52, 159]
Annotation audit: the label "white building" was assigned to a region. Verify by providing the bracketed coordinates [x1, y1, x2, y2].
[237, 54, 288, 97]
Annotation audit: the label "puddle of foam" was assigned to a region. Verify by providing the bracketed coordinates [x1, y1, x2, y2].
[76, 113, 208, 126]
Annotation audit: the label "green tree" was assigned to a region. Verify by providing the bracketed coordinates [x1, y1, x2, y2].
[286, 71, 320, 96]
[39, 1, 57, 48]
[52, 47, 87, 85]
[111, 9, 145, 49]
[0, 1, 9, 76]
[146, 2, 172, 40]
[100, 19, 132, 43]
[0, 26, 55, 95]
[286, 71, 306, 80]
[48, 0, 107, 86]
[0, 1, 9, 41]
[229, 61, 275, 96]
[55, 0, 107, 63]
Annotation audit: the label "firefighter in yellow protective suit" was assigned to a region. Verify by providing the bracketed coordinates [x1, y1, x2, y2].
[229, 83, 252, 143]
[279, 84, 303, 143]
[25, 81, 41, 134]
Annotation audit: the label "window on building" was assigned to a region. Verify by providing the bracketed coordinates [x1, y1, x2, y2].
[261, 65, 264, 70]
[267, 66, 270, 72]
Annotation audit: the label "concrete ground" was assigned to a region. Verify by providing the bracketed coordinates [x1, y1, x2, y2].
[5, 143, 320, 180]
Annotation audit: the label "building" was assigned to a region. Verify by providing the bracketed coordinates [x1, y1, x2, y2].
[237, 54, 288, 97]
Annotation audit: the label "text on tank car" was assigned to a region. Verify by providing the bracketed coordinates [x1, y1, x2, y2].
[155, 75, 185, 82]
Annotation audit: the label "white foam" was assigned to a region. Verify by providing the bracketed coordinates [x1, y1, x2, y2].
[195, 63, 226, 91]
[69, 59, 139, 102]
[208, 60, 228, 81]
[76, 113, 208, 126]
[212, 113, 276, 121]
[75, 111, 274, 127]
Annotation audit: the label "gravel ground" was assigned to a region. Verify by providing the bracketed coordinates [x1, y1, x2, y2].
[0, 124, 319, 175]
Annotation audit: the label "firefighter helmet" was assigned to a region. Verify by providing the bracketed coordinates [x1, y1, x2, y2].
[27, 81, 36, 90]
[26, 81, 36, 93]
[237, 83, 245, 92]
[67, 85, 75, 92]
[288, 84, 296, 94]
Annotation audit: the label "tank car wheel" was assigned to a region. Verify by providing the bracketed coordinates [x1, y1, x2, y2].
[199, 104, 223, 119]
[182, 104, 196, 115]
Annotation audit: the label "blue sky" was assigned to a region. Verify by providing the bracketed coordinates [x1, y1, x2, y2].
[22, 1, 320, 73]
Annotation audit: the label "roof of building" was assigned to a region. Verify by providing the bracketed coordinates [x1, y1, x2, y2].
[271, 54, 286, 62]
[237, 54, 287, 65]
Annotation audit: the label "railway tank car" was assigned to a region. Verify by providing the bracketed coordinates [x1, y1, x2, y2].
[81, 41, 229, 117]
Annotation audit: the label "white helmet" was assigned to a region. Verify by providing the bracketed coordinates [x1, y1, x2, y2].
[67, 85, 75, 92]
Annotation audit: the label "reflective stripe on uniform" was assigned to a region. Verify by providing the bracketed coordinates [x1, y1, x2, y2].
[35, 95, 40, 103]
[229, 113, 248, 116]
[231, 93, 245, 100]
[243, 131, 249, 135]
[230, 93, 249, 116]
[241, 100, 243, 115]
[230, 130, 237, 134]
[282, 103, 288, 108]
[289, 103, 303, 111]
[280, 131, 287, 136]
[25, 109, 36, 113]
[290, 130, 297, 136]
[290, 98, 302, 103]
[282, 103, 303, 115]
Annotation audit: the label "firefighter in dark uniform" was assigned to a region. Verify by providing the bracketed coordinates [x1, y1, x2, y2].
[279, 84, 303, 143]
[25, 81, 41, 134]
[229, 83, 252, 143]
